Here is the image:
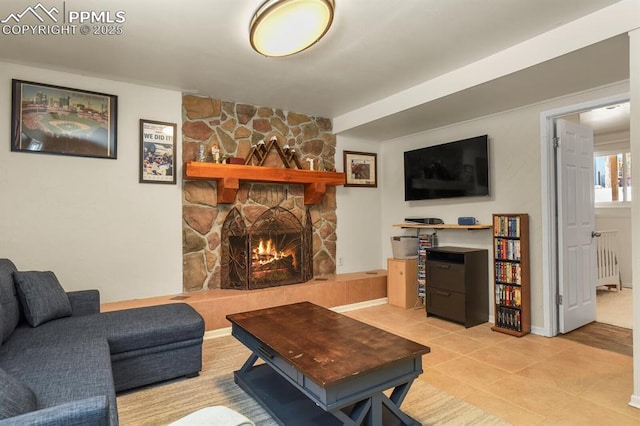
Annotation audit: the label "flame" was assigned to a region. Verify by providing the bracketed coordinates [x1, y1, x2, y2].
[258, 238, 273, 256]
[253, 238, 292, 266]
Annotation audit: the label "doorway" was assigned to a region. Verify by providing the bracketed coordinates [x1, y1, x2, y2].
[540, 93, 631, 337]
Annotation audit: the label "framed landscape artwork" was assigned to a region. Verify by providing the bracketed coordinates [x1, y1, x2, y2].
[139, 119, 177, 184]
[344, 150, 377, 187]
[11, 79, 117, 159]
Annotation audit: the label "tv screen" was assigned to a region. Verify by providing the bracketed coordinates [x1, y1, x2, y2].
[404, 135, 489, 201]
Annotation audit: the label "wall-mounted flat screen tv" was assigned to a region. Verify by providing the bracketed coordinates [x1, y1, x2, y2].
[404, 135, 489, 201]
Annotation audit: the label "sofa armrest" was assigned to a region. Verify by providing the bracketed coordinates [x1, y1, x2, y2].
[67, 290, 101, 316]
[0, 396, 109, 426]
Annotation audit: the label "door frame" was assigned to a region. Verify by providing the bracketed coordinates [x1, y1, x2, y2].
[540, 92, 629, 337]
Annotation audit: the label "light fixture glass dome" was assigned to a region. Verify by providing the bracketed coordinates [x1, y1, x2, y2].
[250, 0, 335, 57]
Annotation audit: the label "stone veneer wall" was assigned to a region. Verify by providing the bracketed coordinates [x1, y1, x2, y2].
[181, 95, 338, 292]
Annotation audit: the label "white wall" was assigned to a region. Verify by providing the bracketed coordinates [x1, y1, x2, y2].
[335, 81, 630, 329]
[335, 135, 382, 273]
[0, 62, 183, 303]
[377, 107, 543, 325]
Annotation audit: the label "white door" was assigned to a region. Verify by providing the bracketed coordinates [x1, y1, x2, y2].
[556, 119, 597, 333]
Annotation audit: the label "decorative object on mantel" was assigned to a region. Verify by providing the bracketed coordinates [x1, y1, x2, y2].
[211, 143, 220, 163]
[244, 135, 303, 169]
[344, 150, 377, 187]
[320, 158, 336, 172]
[196, 142, 228, 164]
[227, 157, 245, 165]
[196, 143, 207, 162]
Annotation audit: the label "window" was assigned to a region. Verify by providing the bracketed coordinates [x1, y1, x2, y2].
[594, 151, 631, 203]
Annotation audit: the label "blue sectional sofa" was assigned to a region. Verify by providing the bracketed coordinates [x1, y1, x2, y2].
[0, 259, 205, 425]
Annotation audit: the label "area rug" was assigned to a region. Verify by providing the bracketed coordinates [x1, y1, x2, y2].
[117, 336, 507, 425]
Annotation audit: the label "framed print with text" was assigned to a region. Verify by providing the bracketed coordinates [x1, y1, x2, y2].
[11, 79, 117, 159]
[140, 119, 177, 184]
[344, 150, 377, 187]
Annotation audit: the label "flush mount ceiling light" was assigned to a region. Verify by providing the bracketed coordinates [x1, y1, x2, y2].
[250, 0, 335, 57]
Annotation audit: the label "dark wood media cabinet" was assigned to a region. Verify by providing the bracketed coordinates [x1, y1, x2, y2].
[425, 246, 488, 328]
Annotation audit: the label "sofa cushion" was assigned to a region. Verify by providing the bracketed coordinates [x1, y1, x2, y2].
[100, 304, 205, 354]
[1, 303, 204, 357]
[13, 271, 72, 327]
[0, 315, 108, 355]
[5, 396, 110, 426]
[0, 367, 37, 419]
[0, 339, 117, 426]
[0, 259, 21, 343]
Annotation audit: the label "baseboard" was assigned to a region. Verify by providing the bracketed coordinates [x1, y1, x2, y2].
[530, 325, 547, 336]
[204, 327, 232, 340]
[629, 394, 640, 409]
[204, 298, 389, 340]
[331, 297, 388, 313]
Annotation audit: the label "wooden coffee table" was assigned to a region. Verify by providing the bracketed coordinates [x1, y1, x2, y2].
[226, 302, 430, 425]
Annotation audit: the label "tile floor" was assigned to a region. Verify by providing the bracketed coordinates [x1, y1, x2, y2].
[344, 304, 639, 425]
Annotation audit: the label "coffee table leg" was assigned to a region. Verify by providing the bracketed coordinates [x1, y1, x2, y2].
[330, 381, 419, 426]
[239, 353, 259, 374]
[369, 394, 383, 425]
[389, 379, 413, 407]
[332, 398, 370, 425]
[381, 388, 419, 425]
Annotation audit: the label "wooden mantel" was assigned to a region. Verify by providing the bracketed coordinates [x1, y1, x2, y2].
[184, 162, 346, 205]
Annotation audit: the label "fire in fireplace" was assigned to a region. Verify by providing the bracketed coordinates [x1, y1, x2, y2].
[250, 235, 300, 287]
[221, 206, 313, 290]
[253, 238, 296, 269]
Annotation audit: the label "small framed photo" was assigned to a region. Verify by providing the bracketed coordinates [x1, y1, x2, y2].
[344, 150, 377, 187]
[140, 119, 177, 184]
[11, 79, 117, 159]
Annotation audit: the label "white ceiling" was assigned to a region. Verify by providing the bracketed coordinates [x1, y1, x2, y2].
[0, 0, 627, 140]
[581, 102, 630, 136]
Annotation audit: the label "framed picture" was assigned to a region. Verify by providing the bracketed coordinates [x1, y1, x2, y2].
[140, 119, 177, 184]
[11, 79, 117, 159]
[344, 150, 377, 187]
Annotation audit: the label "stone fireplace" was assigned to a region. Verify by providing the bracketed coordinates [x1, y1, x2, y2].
[181, 96, 338, 292]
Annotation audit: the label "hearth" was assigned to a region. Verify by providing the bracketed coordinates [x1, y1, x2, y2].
[221, 206, 313, 290]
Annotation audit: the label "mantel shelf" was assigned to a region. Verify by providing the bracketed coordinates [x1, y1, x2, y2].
[184, 162, 346, 205]
[393, 223, 493, 230]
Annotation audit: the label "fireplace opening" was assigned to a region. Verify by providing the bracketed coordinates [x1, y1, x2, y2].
[221, 206, 313, 290]
[250, 235, 301, 287]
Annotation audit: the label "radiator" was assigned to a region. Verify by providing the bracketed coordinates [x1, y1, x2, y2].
[596, 230, 621, 290]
